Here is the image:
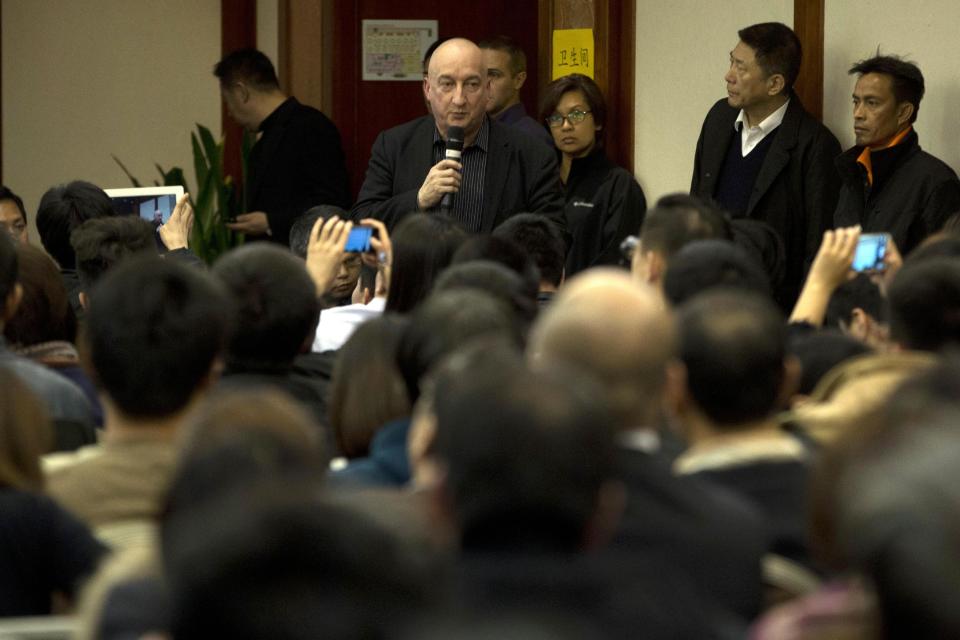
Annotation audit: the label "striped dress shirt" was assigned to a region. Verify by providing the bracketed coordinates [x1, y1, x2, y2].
[431, 117, 489, 232]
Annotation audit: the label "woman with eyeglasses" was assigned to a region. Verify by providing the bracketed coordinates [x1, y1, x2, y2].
[540, 73, 646, 276]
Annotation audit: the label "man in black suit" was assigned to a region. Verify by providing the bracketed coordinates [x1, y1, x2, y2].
[215, 48, 350, 245]
[351, 38, 564, 233]
[691, 22, 841, 309]
[527, 269, 767, 619]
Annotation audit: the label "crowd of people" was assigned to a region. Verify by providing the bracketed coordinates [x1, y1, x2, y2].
[1, 21, 960, 640]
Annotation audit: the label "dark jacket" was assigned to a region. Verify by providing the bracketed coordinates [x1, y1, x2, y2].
[563, 148, 646, 276]
[834, 128, 960, 254]
[495, 101, 555, 148]
[350, 115, 565, 233]
[329, 417, 411, 487]
[246, 97, 351, 245]
[692, 97, 842, 307]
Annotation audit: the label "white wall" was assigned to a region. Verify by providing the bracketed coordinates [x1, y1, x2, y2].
[1, 0, 221, 238]
[633, 1, 793, 204]
[257, 0, 279, 68]
[824, 0, 960, 172]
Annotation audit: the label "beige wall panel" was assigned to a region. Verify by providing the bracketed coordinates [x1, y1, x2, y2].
[2, 0, 221, 241]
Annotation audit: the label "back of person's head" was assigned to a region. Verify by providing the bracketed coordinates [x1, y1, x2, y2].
[0, 369, 52, 491]
[789, 330, 872, 396]
[0, 231, 18, 317]
[329, 315, 411, 459]
[849, 54, 924, 124]
[528, 269, 675, 429]
[213, 47, 280, 92]
[663, 239, 770, 307]
[452, 234, 540, 301]
[737, 22, 802, 91]
[635, 196, 731, 283]
[824, 273, 887, 331]
[164, 387, 328, 518]
[428, 345, 616, 552]
[164, 488, 435, 640]
[433, 260, 538, 332]
[3, 244, 76, 347]
[289, 204, 348, 259]
[940, 211, 960, 236]
[36, 181, 116, 269]
[70, 215, 156, 293]
[888, 257, 960, 352]
[906, 234, 960, 263]
[86, 255, 232, 419]
[831, 382, 960, 636]
[398, 289, 524, 403]
[386, 214, 469, 314]
[213, 244, 319, 369]
[679, 289, 787, 426]
[492, 214, 566, 289]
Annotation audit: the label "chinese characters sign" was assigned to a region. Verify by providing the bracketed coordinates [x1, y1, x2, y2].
[552, 28, 594, 80]
[362, 20, 438, 81]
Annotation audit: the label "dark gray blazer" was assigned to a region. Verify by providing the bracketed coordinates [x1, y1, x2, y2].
[350, 115, 565, 232]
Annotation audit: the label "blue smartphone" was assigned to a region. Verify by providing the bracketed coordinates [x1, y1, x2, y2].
[852, 233, 889, 272]
[344, 227, 373, 252]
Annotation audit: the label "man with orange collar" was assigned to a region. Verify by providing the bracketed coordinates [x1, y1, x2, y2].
[834, 55, 960, 254]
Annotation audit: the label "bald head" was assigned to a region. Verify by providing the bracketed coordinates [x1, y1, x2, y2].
[528, 269, 676, 429]
[425, 38, 488, 140]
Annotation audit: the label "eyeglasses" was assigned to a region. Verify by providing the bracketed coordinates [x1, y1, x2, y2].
[619, 235, 639, 263]
[546, 109, 592, 128]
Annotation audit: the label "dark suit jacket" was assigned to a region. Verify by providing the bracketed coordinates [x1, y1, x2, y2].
[613, 447, 766, 619]
[691, 96, 842, 307]
[246, 98, 351, 245]
[350, 115, 565, 232]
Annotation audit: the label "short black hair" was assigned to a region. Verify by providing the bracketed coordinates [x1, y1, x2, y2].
[0, 231, 17, 304]
[0, 185, 27, 224]
[888, 257, 960, 352]
[738, 22, 802, 90]
[906, 235, 960, 263]
[397, 289, 524, 404]
[385, 214, 469, 314]
[434, 260, 538, 332]
[451, 234, 540, 302]
[663, 239, 770, 307]
[70, 216, 156, 293]
[478, 35, 527, 75]
[679, 289, 787, 425]
[789, 330, 871, 396]
[849, 54, 924, 124]
[825, 273, 887, 329]
[212, 244, 319, 369]
[493, 214, 566, 288]
[86, 255, 232, 419]
[430, 345, 615, 552]
[641, 196, 732, 259]
[213, 48, 280, 91]
[36, 181, 117, 269]
[288, 205, 348, 259]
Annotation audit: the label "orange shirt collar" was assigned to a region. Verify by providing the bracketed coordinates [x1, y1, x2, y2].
[857, 126, 913, 186]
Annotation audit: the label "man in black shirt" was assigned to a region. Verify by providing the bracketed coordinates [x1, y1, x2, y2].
[215, 48, 350, 245]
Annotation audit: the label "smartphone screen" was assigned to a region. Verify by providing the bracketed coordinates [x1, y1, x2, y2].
[852, 233, 888, 272]
[344, 227, 373, 253]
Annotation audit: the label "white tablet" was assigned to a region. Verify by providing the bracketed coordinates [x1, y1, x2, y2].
[105, 186, 185, 226]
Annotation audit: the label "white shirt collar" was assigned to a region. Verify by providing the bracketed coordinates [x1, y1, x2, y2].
[735, 99, 789, 134]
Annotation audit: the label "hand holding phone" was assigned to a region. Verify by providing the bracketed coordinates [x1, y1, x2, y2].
[344, 226, 374, 253]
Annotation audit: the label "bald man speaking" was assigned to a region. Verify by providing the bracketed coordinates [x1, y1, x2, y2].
[351, 38, 565, 233]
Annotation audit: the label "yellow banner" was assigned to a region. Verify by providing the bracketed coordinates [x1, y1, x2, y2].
[552, 28, 594, 80]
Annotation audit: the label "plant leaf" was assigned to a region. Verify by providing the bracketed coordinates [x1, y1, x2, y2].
[111, 155, 143, 188]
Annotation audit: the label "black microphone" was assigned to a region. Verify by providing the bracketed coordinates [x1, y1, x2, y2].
[439, 125, 464, 213]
